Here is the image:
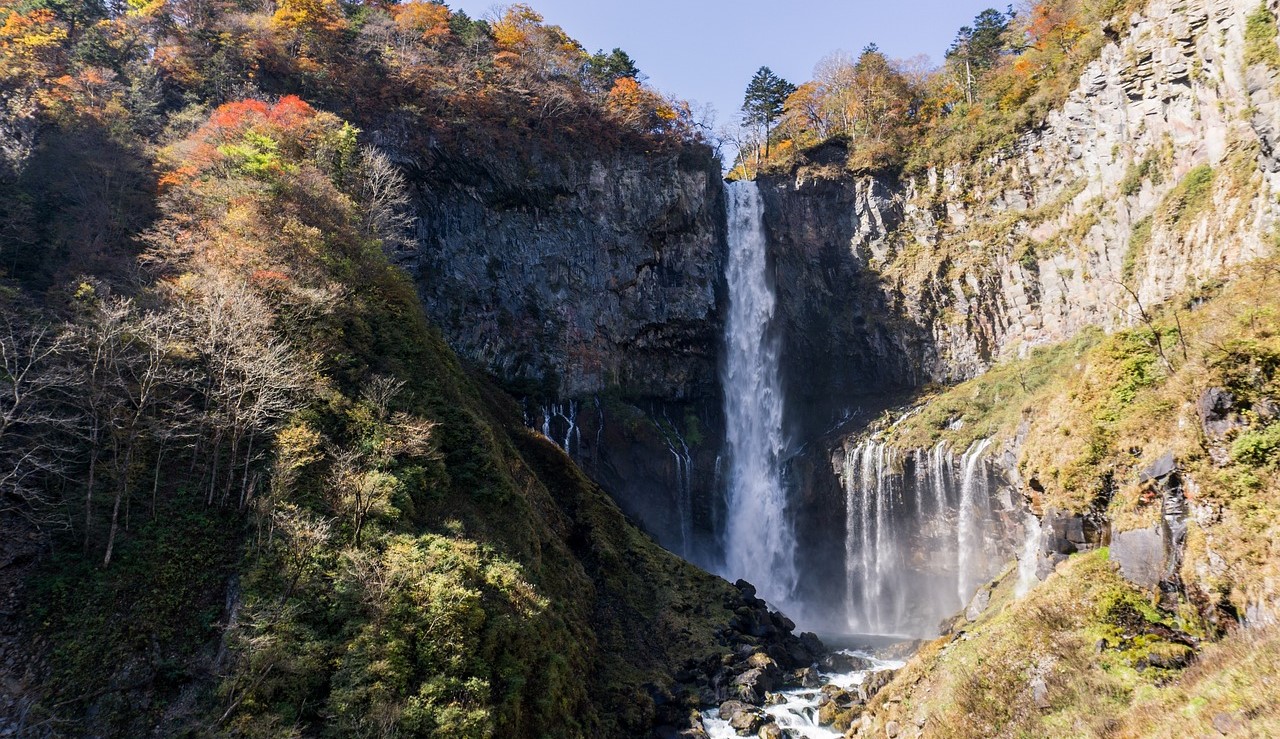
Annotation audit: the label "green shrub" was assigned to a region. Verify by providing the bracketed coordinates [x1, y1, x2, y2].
[1245, 3, 1280, 69]
[1166, 165, 1216, 227]
[1123, 216, 1153, 281]
[1232, 423, 1280, 468]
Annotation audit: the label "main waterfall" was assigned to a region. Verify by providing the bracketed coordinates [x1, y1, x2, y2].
[721, 180, 797, 606]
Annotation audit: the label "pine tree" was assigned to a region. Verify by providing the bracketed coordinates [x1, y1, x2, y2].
[742, 66, 796, 160]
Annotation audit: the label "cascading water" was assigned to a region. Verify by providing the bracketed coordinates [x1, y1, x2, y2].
[841, 438, 1016, 636]
[721, 180, 797, 606]
[956, 438, 994, 606]
[1016, 512, 1043, 596]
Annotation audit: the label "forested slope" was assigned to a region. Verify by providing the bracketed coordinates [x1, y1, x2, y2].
[0, 2, 803, 736]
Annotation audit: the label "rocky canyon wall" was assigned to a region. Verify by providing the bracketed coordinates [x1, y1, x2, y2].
[763, 0, 1279, 392]
[380, 134, 730, 558]
[761, 0, 1280, 628]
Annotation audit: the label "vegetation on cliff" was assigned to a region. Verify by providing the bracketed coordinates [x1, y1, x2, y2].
[732, 0, 1153, 177]
[0, 2, 757, 737]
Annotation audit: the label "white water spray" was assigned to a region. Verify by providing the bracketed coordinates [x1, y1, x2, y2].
[1016, 512, 1043, 596]
[842, 437, 1011, 636]
[956, 438, 993, 605]
[721, 180, 797, 605]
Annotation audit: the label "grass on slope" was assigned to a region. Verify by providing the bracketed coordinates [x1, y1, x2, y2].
[865, 551, 1272, 738]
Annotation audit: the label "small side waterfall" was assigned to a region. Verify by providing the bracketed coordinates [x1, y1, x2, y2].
[721, 180, 797, 606]
[661, 420, 695, 559]
[841, 438, 1017, 636]
[1016, 512, 1043, 596]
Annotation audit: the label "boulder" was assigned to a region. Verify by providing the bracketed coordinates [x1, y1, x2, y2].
[794, 667, 821, 688]
[859, 669, 895, 701]
[729, 709, 763, 735]
[965, 587, 992, 622]
[1139, 452, 1177, 483]
[1110, 526, 1165, 591]
[821, 651, 872, 673]
[1196, 388, 1244, 438]
[732, 668, 777, 704]
[1030, 676, 1051, 710]
[819, 683, 855, 707]
[757, 722, 784, 739]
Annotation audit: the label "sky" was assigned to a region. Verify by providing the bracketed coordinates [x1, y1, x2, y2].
[445, 0, 1001, 136]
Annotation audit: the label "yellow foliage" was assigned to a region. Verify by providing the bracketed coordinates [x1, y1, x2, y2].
[391, 1, 450, 43]
[271, 0, 347, 35]
[491, 3, 542, 48]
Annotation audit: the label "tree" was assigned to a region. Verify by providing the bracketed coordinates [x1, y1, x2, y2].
[947, 7, 1015, 103]
[0, 298, 73, 529]
[741, 66, 795, 161]
[582, 47, 640, 97]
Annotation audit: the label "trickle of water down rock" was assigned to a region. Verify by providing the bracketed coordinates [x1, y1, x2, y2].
[721, 180, 798, 608]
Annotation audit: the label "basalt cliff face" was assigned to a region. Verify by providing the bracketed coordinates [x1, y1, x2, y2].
[763, 0, 1278, 393]
[758, 0, 1280, 635]
[390, 137, 730, 560]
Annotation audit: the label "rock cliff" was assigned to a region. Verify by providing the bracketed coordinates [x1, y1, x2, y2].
[763, 0, 1279, 391]
[389, 137, 730, 557]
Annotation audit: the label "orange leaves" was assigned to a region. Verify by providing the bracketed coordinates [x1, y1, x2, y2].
[391, 1, 450, 44]
[605, 77, 678, 133]
[0, 8, 66, 51]
[271, 0, 347, 35]
[162, 96, 326, 188]
[491, 3, 543, 49]
[0, 7, 68, 89]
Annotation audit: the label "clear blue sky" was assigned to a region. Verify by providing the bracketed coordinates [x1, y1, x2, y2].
[446, 0, 1001, 130]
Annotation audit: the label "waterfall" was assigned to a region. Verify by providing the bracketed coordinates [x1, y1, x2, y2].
[1016, 512, 1043, 596]
[537, 402, 581, 456]
[721, 179, 797, 606]
[956, 438, 993, 606]
[662, 420, 695, 559]
[842, 437, 1011, 636]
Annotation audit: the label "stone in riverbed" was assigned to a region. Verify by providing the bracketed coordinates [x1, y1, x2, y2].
[720, 700, 763, 735]
[820, 651, 872, 673]
[794, 667, 821, 688]
[757, 721, 785, 739]
[732, 667, 777, 704]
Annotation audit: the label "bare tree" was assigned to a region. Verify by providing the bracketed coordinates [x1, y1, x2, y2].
[0, 303, 74, 529]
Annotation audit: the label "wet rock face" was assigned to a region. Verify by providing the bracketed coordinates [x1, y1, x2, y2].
[755, 173, 926, 439]
[406, 143, 727, 400]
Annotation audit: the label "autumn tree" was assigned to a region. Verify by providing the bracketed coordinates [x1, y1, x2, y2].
[582, 47, 640, 97]
[0, 297, 72, 528]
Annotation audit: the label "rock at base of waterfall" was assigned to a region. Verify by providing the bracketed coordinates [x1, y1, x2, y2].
[794, 667, 821, 688]
[732, 667, 777, 704]
[720, 700, 763, 734]
[821, 651, 873, 673]
[757, 721, 784, 739]
[965, 586, 992, 622]
[1111, 526, 1165, 591]
[817, 685, 863, 731]
[860, 669, 896, 702]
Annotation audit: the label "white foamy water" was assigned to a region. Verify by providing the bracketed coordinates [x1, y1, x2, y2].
[721, 179, 797, 606]
[701, 651, 904, 739]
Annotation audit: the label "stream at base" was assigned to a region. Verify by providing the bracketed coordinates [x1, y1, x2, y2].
[702, 647, 905, 739]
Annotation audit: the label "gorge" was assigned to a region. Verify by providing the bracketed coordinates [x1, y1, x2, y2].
[2, 0, 1280, 737]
